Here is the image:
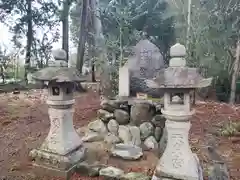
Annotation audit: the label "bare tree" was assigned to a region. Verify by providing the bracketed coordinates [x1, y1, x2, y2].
[230, 40, 240, 104]
[62, 0, 75, 62]
[24, 0, 33, 85]
[76, 0, 89, 73]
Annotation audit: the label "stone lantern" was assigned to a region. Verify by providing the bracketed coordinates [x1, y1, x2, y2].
[146, 43, 212, 180]
[29, 49, 86, 178]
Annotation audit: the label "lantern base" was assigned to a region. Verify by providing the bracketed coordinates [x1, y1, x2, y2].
[29, 145, 85, 178]
[152, 154, 203, 180]
[153, 120, 203, 180]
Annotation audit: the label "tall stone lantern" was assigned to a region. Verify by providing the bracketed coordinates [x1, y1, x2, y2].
[146, 43, 212, 180]
[29, 49, 86, 178]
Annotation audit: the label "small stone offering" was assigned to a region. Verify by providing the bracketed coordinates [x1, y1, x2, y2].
[111, 143, 143, 160]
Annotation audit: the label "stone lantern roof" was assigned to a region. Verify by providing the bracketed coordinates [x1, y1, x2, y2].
[145, 43, 212, 89]
[32, 49, 86, 83]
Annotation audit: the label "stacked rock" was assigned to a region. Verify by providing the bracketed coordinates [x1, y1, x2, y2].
[81, 98, 166, 160]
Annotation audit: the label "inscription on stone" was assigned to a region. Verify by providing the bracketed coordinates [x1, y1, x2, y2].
[52, 118, 60, 131]
[127, 39, 164, 79]
[139, 49, 153, 77]
[170, 134, 185, 168]
[125, 39, 165, 97]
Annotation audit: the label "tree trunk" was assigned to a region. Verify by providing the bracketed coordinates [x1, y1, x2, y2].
[24, 0, 33, 85]
[87, 32, 96, 83]
[62, 0, 70, 62]
[91, 62, 96, 82]
[119, 23, 123, 67]
[186, 0, 192, 51]
[112, 51, 116, 64]
[0, 66, 5, 84]
[87, 0, 96, 82]
[230, 40, 240, 104]
[92, 0, 113, 97]
[76, 0, 88, 73]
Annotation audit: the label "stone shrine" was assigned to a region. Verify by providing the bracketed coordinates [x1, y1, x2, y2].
[146, 43, 212, 180]
[29, 49, 86, 178]
[123, 39, 165, 98]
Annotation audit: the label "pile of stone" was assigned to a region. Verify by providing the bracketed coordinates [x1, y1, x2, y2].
[77, 163, 151, 180]
[81, 98, 166, 160]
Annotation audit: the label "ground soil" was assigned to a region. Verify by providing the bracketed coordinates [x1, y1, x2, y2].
[0, 90, 239, 180]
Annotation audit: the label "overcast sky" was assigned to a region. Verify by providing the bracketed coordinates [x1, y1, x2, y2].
[0, 21, 76, 56]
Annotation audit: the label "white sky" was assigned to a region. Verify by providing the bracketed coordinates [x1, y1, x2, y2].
[0, 22, 76, 56]
[0, 0, 76, 56]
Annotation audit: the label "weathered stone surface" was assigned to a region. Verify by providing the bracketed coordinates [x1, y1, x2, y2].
[193, 154, 204, 180]
[127, 40, 164, 78]
[29, 146, 85, 174]
[32, 66, 86, 82]
[122, 172, 151, 180]
[128, 126, 141, 146]
[146, 44, 212, 89]
[172, 95, 182, 103]
[140, 122, 154, 140]
[143, 136, 158, 150]
[99, 166, 124, 179]
[107, 119, 119, 135]
[151, 175, 161, 180]
[100, 100, 118, 113]
[40, 107, 83, 155]
[208, 164, 229, 180]
[130, 77, 165, 98]
[88, 120, 108, 134]
[119, 66, 130, 97]
[207, 146, 229, 180]
[97, 109, 114, 123]
[151, 115, 166, 128]
[100, 99, 128, 113]
[154, 127, 162, 142]
[155, 104, 163, 114]
[111, 143, 143, 160]
[82, 131, 103, 142]
[76, 162, 101, 177]
[126, 39, 165, 98]
[118, 125, 132, 143]
[104, 133, 121, 144]
[158, 127, 167, 154]
[130, 102, 155, 126]
[114, 109, 130, 125]
[119, 103, 130, 112]
[155, 121, 199, 180]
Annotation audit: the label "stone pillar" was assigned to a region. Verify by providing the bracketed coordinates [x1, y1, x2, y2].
[118, 66, 130, 97]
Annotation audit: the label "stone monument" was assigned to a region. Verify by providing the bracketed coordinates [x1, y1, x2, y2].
[29, 49, 86, 178]
[125, 39, 165, 97]
[118, 65, 130, 97]
[146, 43, 212, 180]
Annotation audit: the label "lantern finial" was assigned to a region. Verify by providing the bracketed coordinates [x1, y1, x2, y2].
[169, 43, 186, 67]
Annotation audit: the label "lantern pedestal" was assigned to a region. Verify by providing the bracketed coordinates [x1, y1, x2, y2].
[41, 100, 83, 154]
[154, 120, 199, 180]
[29, 98, 85, 178]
